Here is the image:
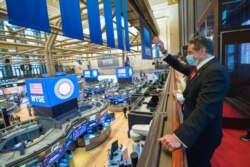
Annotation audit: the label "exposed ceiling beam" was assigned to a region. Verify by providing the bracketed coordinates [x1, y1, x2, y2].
[0, 41, 44, 48]
[0, 34, 45, 44]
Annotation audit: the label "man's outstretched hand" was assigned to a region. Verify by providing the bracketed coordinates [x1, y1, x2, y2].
[152, 37, 167, 54]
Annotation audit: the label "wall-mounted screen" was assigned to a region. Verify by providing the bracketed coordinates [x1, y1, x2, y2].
[83, 69, 99, 78]
[116, 67, 133, 78]
[118, 69, 126, 78]
[84, 71, 91, 78]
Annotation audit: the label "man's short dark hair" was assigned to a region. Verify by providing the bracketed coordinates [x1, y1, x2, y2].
[188, 36, 214, 55]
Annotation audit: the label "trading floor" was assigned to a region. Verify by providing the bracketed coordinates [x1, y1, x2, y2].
[1, 0, 250, 167]
[70, 112, 133, 167]
[16, 102, 134, 167]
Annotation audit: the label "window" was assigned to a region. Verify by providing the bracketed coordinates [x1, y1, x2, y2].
[0, 70, 3, 79]
[198, 12, 214, 41]
[15, 69, 21, 77]
[11, 66, 17, 76]
[225, 44, 235, 71]
[221, 0, 250, 28]
[240, 43, 250, 64]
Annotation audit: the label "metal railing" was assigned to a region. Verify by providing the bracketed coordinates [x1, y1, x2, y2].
[137, 68, 187, 167]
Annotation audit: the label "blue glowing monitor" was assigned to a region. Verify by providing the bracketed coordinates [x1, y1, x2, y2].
[116, 67, 133, 78]
[83, 69, 99, 78]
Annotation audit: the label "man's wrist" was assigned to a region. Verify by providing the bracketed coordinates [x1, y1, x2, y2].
[173, 133, 187, 148]
[162, 52, 170, 62]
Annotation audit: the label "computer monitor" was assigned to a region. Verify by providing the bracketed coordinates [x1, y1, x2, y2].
[111, 140, 118, 154]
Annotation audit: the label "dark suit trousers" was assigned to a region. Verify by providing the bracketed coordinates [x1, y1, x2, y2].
[186, 145, 217, 167]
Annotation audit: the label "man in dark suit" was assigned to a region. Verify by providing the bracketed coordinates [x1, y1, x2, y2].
[153, 36, 229, 167]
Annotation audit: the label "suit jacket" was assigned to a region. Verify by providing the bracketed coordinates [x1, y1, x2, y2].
[164, 54, 229, 149]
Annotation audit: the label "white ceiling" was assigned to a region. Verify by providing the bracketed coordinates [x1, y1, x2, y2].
[148, 0, 169, 45]
[148, 0, 169, 26]
[148, 0, 180, 53]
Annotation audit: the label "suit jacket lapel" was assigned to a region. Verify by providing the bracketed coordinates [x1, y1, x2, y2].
[183, 58, 217, 95]
[185, 72, 199, 91]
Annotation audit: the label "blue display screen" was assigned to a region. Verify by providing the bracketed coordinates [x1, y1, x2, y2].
[43, 147, 63, 167]
[105, 113, 115, 122]
[73, 123, 87, 140]
[115, 67, 133, 78]
[120, 93, 128, 100]
[105, 92, 113, 99]
[26, 75, 79, 107]
[105, 114, 112, 122]
[64, 133, 73, 151]
[88, 121, 97, 128]
[83, 69, 99, 78]
[83, 70, 91, 78]
[117, 68, 126, 78]
[127, 93, 132, 98]
[45, 75, 79, 107]
[113, 94, 120, 100]
[98, 114, 106, 124]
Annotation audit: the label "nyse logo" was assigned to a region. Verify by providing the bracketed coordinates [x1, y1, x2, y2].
[31, 95, 45, 103]
[102, 59, 113, 65]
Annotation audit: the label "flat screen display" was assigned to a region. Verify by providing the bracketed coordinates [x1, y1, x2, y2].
[83, 69, 99, 78]
[98, 114, 106, 124]
[84, 71, 91, 78]
[26, 75, 79, 107]
[43, 147, 63, 167]
[118, 69, 126, 77]
[88, 121, 97, 129]
[64, 132, 73, 150]
[120, 93, 128, 99]
[116, 67, 133, 78]
[73, 123, 87, 140]
[111, 140, 118, 153]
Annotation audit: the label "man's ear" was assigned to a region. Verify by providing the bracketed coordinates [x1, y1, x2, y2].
[201, 47, 206, 56]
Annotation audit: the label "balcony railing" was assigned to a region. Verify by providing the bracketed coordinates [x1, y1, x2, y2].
[138, 68, 187, 167]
